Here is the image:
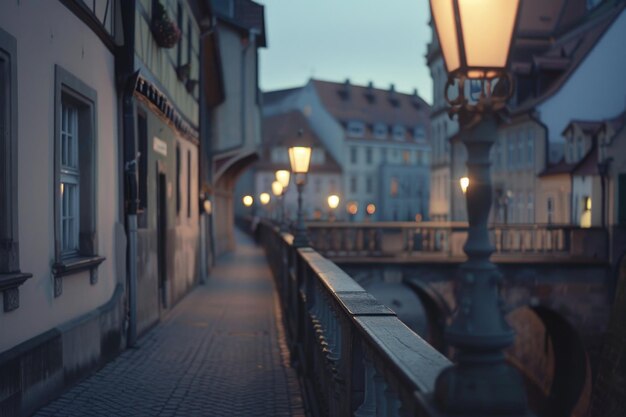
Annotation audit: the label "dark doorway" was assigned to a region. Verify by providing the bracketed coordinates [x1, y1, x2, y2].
[157, 169, 168, 310]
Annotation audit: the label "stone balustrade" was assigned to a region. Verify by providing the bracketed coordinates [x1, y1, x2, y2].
[256, 220, 451, 417]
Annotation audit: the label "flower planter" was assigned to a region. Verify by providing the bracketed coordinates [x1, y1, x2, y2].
[151, 2, 181, 49]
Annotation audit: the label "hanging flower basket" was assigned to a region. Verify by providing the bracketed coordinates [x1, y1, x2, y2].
[151, 2, 181, 49]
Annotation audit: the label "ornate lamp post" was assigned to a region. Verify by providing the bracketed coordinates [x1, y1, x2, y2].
[429, 0, 530, 415]
[288, 142, 312, 248]
[271, 181, 283, 223]
[275, 169, 291, 232]
[327, 194, 340, 221]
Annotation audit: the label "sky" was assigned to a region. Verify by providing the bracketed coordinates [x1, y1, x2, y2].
[255, 0, 434, 104]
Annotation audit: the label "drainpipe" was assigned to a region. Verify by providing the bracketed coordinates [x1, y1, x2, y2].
[119, 0, 139, 348]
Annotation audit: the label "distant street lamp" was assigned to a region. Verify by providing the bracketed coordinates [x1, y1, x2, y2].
[460, 176, 470, 194]
[346, 201, 358, 222]
[288, 133, 312, 248]
[365, 203, 376, 221]
[242, 195, 253, 207]
[259, 192, 270, 206]
[275, 170, 291, 232]
[429, 0, 528, 415]
[327, 194, 340, 221]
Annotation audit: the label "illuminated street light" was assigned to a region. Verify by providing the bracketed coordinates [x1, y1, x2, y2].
[271, 181, 283, 197]
[242, 195, 253, 207]
[274, 170, 290, 233]
[366, 203, 376, 215]
[429, 0, 527, 415]
[275, 170, 290, 188]
[346, 201, 358, 222]
[259, 192, 270, 205]
[327, 195, 340, 210]
[203, 199, 212, 215]
[288, 130, 312, 248]
[460, 176, 470, 194]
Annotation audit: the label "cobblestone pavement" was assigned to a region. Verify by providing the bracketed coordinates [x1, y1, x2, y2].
[35, 229, 306, 417]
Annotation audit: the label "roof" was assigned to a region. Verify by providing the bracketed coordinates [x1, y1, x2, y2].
[512, 2, 624, 114]
[573, 144, 599, 176]
[539, 158, 576, 177]
[310, 79, 431, 142]
[258, 110, 342, 173]
[211, 0, 267, 47]
[562, 120, 604, 136]
[262, 87, 302, 107]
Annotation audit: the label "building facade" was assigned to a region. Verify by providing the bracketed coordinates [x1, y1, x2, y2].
[263, 79, 431, 222]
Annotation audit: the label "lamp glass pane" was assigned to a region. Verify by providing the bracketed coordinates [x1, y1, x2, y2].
[430, 0, 461, 72]
[275, 170, 291, 188]
[288, 147, 312, 174]
[272, 181, 283, 196]
[458, 0, 519, 68]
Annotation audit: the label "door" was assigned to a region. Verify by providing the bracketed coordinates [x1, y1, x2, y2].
[157, 169, 168, 309]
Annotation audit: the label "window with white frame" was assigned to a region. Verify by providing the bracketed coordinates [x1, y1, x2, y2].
[414, 124, 426, 141]
[60, 102, 80, 256]
[392, 125, 406, 141]
[347, 120, 365, 138]
[373, 123, 387, 139]
[53, 65, 101, 284]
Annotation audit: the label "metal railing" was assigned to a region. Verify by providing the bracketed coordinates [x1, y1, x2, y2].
[256, 220, 451, 417]
[304, 221, 608, 261]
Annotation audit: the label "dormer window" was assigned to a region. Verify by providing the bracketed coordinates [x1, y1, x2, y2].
[347, 120, 365, 138]
[373, 123, 387, 139]
[393, 125, 406, 141]
[413, 125, 426, 141]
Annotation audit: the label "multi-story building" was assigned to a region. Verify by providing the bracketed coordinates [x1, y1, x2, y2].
[0, 1, 266, 414]
[205, 0, 266, 255]
[429, 0, 626, 226]
[262, 79, 431, 221]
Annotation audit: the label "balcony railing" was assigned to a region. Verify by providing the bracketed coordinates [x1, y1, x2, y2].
[256, 220, 451, 416]
[304, 222, 608, 261]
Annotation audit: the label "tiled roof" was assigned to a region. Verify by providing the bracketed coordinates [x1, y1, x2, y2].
[258, 110, 342, 173]
[539, 158, 576, 176]
[310, 79, 431, 142]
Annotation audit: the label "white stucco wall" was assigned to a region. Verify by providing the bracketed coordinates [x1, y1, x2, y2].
[537, 10, 626, 144]
[0, 2, 118, 352]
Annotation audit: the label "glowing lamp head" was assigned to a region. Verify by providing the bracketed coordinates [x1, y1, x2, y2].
[347, 202, 358, 216]
[259, 193, 271, 205]
[460, 177, 470, 194]
[242, 195, 253, 207]
[271, 181, 283, 196]
[366, 204, 376, 215]
[203, 199, 212, 214]
[275, 170, 291, 188]
[429, 0, 521, 79]
[327, 195, 340, 210]
[288, 146, 312, 174]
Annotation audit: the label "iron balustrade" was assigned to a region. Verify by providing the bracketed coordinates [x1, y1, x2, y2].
[255, 220, 451, 417]
[304, 222, 608, 261]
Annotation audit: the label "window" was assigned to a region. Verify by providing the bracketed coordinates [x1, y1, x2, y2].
[350, 176, 357, 193]
[577, 138, 584, 161]
[527, 130, 534, 166]
[137, 112, 148, 228]
[373, 123, 387, 139]
[416, 150, 423, 165]
[176, 145, 181, 215]
[53, 65, 103, 291]
[393, 125, 406, 141]
[347, 120, 365, 138]
[187, 150, 191, 218]
[414, 125, 426, 141]
[350, 147, 357, 164]
[390, 177, 399, 197]
[366, 147, 372, 164]
[0, 27, 31, 310]
[403, 151, 410, 164]
[547, 197, 554, 224]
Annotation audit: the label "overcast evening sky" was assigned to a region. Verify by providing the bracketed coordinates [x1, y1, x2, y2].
[255, 0, 434, 104]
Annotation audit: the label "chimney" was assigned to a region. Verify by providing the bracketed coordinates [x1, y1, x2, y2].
[388, 83, 399, 107]
[339, 78, 351, 100]
[411, 88, 421, 109]
[365, 81, 375, 103]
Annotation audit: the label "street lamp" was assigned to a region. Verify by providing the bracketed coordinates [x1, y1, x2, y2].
[288, 135, 312, 248]
[275, 170, 291, 232]
[459, 176, 470, 194]
[429, 0, 528, 415]
[327, 194, 340, 221]
[242, 195, 253, 207]
[259, 192, 270, 206]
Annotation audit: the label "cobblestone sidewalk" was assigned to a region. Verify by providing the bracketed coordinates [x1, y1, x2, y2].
[35, 229, 306, 417]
